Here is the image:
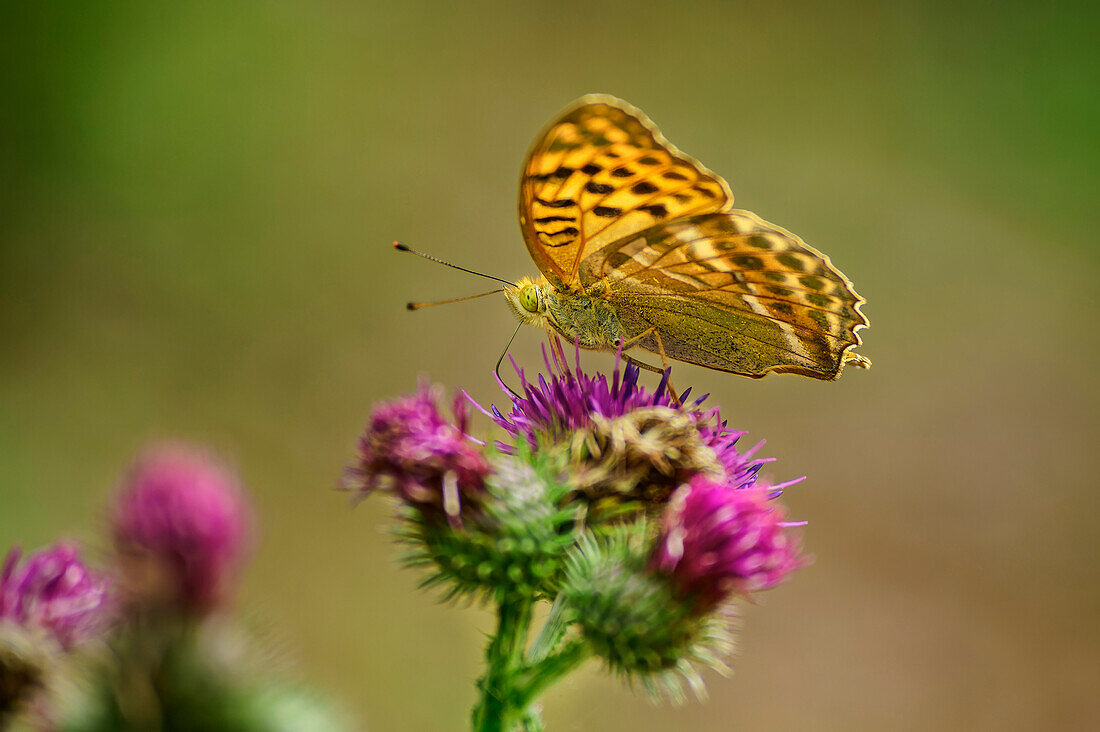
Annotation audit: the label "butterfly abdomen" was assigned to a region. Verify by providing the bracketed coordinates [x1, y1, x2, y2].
[543, 288, 624, 350]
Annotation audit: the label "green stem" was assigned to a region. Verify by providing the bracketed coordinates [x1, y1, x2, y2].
[515, 640, 590, 707]
[472, 598, 534, 732]
[526, 594, 570, 664]
[518, 706, 546, 732]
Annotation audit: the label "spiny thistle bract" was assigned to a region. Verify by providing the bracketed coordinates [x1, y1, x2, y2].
[399, 447, 580, 602]
[348, 348, 810, 727]
[561, 530, 736, 703]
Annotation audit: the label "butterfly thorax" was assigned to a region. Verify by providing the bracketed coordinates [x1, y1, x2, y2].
[504, 275, 624, 350]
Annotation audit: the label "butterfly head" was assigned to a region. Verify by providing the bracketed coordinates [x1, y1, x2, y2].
[504, 276, 549, 328]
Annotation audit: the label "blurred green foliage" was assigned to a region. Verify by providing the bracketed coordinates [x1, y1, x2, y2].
[2, 2, 1097, 730]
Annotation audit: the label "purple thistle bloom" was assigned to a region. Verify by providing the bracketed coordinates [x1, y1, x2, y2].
[111, 445, 252, 613]
[0, 543, 114, 649]
[650, 476, 807, 613]
[345, 384, 490, 524]
[468, 346, 773, 503]
[475, 347, 686, 444]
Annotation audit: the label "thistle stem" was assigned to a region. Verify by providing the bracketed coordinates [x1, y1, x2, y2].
[472, 598, 534, 732]
[515, 640, 590, 706]
[526, 594, 570, 664]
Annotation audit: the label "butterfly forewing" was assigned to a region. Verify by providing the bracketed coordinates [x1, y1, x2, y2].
[520, 96, 732, 289]
[579, 211, 869, 379]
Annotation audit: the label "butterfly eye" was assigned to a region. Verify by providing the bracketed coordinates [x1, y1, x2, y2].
[520, 286, 539, 313]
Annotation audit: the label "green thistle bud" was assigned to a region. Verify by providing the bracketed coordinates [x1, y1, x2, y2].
[560, 532, 735, 703]
[401, 448, 578, 601]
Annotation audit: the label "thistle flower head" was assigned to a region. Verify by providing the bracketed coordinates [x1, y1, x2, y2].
[345, 383, 490, 524]
[111, 444, 252, 613]
[0, 543, 113, 649]
[472, 347, 764, 511]
[561, 531, 735, 702]
[570, 406, 721, 506]
[485, 347, 683, 444]
[650, 476, 806, 614]
[403, 448, 578, 602]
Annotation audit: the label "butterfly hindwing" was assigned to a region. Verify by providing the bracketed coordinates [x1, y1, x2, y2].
[578, 211, 869, 379]
[519, 96, 732, 290]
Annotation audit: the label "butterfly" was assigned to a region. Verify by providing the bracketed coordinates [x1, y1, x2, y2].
[502, 95, 869, 380]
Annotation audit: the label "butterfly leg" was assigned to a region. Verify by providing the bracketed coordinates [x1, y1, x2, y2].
[622, 353, 664, 374]
[649, 329, 682, 406]
[618, 328, 681, 406]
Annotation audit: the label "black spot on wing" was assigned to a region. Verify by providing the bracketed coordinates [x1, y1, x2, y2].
[530, 166, 575, 183]
[606, 251, 633, 269]
[611, 167, 634, 177]
[585, 182, 613, 195]
[638, 203, 669, 219]
[593, 206, 623, 218]
[540, 226, 580, 247]
[534, 197, 576, 208]
[631, 181, 658, 195]
[581, 163, 603, 175]
[733, 255, 764, 270]
[778, 253, 805, 271]
[799, 276, 825, 290]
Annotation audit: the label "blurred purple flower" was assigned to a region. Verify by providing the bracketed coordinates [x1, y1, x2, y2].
[0, 542, 114, 649]
[344, 384, 490, 524]
[650, 476, 807, 613]
[111, 445, 252, 613]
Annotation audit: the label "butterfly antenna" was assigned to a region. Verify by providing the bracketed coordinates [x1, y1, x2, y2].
[495, 323, 523, 399]
[393, 242, 513, 286]
[407, 289, 504, 310]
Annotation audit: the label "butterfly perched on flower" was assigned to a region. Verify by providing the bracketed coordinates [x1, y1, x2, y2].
[502, 95, 869, 380]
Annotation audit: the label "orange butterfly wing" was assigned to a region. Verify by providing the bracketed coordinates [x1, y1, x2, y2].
[519, 95, 732, 290]
[578, 211, 870, 379]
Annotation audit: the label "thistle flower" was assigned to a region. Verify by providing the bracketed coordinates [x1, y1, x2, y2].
[471, 347, 764, 509]
[561, 531, 734, 702]
[1, 543, 113, 722]
[650, 477, 807, 614]
[345, 384, 490, 525]
[403, 449, 577, 601]
[111, 445, 252, 613]
[482, 348, 684, 444]
[0, 543, 113, 649]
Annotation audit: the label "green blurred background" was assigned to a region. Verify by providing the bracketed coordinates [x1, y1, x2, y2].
[2, 1, 1097, 730]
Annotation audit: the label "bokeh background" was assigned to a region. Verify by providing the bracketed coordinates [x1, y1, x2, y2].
[2, 2, 1098, 730]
